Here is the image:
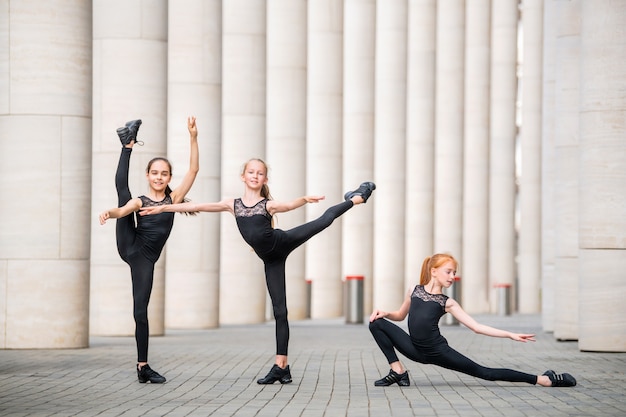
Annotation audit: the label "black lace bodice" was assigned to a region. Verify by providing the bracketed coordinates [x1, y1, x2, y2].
[139, 195, 173, 207]
[234, 198, 275, 255]
[234, 198, 272, 220]
[411, 285, 448, 308]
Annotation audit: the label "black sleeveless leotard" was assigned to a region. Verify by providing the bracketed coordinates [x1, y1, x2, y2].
[134, 195, 175, 263]
[233, 198, 275, 256]
[408, 285, 451, 356]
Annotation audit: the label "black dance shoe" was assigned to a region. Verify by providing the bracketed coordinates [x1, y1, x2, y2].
[137, 364, 166, 384]
[117, 126, 131, 145]
[117, 119, 143, 146]
[344, 181, 376, 203]
[543, 369, 576, 387]
[374, 369, 410, 387]
[125, 119, 143, 144]
[256, 364, 292, 384]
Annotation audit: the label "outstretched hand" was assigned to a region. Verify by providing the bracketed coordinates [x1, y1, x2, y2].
[99, 211, 110, 225]
[511, 333, 536, 343]
[139, 205, 165, 216]
[305, 195, 325, 204]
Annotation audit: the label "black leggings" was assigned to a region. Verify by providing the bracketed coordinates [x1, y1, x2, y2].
[369, 319, 538, 385]
[259, 200, 354, 356]
[115, 147, 154, 363]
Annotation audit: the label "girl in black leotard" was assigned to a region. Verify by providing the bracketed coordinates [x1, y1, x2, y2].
[99, 117, 199, 384]
[139, 158, 375, 385]
[369, 253, 577, 388]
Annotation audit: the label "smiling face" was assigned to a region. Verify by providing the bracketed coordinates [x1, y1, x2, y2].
[145, 159, 172, 192]
[241, 159, 268, 190]
[431, 260, 458, 288]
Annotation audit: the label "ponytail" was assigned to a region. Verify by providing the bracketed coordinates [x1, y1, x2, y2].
[164, 184, 197, 216]
[419, 257, 432, 286]
[261, 183, 273, 200]
[419, 253, 458, 286]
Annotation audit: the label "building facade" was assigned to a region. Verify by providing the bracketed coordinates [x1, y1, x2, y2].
[0, 0, 624, 352]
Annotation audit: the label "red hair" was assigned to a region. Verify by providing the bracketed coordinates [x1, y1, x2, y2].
[419, 253, 458, 286]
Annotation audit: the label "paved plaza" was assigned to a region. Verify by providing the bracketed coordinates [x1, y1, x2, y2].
[1, 314, 624, 416]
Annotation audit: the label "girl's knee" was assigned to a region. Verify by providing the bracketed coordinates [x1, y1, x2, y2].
[133, 307, 148, 324]
[369, 319, 381, 332]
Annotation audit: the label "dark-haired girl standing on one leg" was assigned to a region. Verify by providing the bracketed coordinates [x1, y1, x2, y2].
[99, 117, 199, 383]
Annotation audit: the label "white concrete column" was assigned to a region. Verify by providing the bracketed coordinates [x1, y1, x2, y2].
[267, 0, 308, 319]
[434, 1, 464, 257]
[541, 0, 558, 332]
[0, 0, 92, 348]
[405, 0, 436, 293]
[488, 0, 518, 311]
[164, 0, 222, 329]
[518, 0, 543, 314]
[90, 0, 168, 337]
[220, 0, 267, 325]
[307, 0, 344, 318]
[342, 0, 376, 315]
[372, 0, 408, 311]
[552, 0, 580, 340]
[461, 0, 491, 313]
[578, 0, 626, 352]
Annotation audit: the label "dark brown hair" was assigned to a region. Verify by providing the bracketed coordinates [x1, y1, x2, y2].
[146, 157, 196, 215]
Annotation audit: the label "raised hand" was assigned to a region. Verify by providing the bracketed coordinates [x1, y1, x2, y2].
[187, 116, 197, 138]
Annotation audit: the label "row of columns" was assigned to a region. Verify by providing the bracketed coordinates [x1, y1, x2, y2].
[0, 0, 624, 352]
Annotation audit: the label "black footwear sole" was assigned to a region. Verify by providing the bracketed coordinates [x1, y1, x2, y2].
[137, 364, 166, 383]
[344, 181, 376, 203]
[374, 370, 410, 387]
[124, 119, 143, 145]
[543, 369, 576, 387]
[257, 365, 292, 384]
[256, 376, 292, 384]
[117, 126, 132, 145]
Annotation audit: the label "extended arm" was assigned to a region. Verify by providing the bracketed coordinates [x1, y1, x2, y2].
[99, 198, 142, 225]
[369, 289, 411, 322]
[447, 299, 536, 342]
[267, 195, 325, 215]
[139, 198, 235, 216]
[169, 116, 199, 204]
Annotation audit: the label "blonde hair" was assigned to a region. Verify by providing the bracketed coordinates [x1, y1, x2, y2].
[241, 158, 273, 200]
[241, 158, 276, 227]
[419, 253, 458, 286]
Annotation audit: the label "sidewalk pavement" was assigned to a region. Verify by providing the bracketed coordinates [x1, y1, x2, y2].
[1, 314, 624, 417]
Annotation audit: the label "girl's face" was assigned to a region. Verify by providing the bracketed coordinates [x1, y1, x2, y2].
[146, 160, 172, 192]
[241, 160, 268, 190]
[431, 260, 457, 288]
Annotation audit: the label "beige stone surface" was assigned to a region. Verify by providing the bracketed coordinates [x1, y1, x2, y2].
[5, 260, 89, 348]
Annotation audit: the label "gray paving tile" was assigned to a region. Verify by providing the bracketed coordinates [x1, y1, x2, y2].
[0, 315, 624, 416]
